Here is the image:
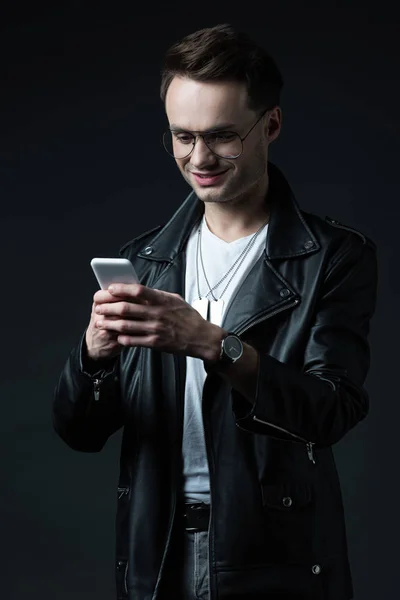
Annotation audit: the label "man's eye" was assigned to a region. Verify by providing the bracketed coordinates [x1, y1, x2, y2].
[175, 133, 194, 144]
[206, 132, 236, 143]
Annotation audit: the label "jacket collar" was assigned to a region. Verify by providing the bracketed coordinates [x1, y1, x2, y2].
[137, 163, 320, 262]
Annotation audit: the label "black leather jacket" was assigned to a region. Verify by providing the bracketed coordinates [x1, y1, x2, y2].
[53, 164, 377, 600]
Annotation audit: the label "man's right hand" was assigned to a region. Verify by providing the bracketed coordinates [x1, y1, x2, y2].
[85, 289, 123, 361]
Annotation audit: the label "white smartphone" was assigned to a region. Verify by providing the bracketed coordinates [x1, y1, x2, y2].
[90, 257, 139, 290]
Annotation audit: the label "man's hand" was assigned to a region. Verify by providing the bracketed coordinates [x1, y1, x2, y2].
[85, 289, 125, 361]
[93, 283, 225, 362]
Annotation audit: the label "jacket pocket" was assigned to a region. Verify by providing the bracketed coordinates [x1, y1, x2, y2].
[260, 482, 314, 563]
[116, 558, 128, 599]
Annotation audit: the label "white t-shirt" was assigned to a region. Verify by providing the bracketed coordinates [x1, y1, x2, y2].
[182, 215, 269, 503]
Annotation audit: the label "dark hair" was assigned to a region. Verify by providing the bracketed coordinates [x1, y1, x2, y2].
[160, 24, 283, 111]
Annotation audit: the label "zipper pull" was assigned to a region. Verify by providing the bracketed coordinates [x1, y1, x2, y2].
[93, 378, 101, 402]
[117, 486, 129, 499]
[306, 442, 316, 464]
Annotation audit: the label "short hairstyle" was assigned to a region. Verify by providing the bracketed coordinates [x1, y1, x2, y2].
[160, 24, 283, 112]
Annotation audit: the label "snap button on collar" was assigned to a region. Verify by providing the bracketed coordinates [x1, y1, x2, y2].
[280, 288, 291, 298]
[312, 564, 322, 575]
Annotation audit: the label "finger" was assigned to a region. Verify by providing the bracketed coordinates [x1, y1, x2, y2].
[95, 301, 153, 319]
[117, 334, 157, 347]
[95, 317, 158, 336]
[108, 283, 168, 305]
[93, 289, 122, 304]
[95, 327, 120, 341]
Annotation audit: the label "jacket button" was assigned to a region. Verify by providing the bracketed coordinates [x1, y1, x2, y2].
[280, 288, 291, 298]
[282, 496, 292, 508]
[312, 564, 322, 575]
[143, 246, 154, 255]
[304, 240, 314, 250]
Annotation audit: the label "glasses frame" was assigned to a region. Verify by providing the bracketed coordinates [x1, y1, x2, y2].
[163, 107, 270, 160]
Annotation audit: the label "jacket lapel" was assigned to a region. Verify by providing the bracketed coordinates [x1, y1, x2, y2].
[220, 254, 300, 335]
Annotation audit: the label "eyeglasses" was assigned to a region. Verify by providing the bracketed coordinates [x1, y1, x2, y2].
[163, 108, 269, 160]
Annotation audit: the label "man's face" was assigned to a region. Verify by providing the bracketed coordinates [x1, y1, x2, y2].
[165, 77, 277, 205]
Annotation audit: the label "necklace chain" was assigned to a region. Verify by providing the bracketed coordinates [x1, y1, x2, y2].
[196, 217, 268, 301]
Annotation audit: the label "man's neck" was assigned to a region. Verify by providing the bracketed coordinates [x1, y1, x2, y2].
[203, 182, 270, 243]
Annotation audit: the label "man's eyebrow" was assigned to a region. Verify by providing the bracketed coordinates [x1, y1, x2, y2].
[169, 122, 237, 133]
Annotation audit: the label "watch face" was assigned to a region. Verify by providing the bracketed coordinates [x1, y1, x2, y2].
[224, 335, 243, 360]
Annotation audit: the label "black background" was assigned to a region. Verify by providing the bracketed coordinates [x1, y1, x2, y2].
[1, 1, 399, 598]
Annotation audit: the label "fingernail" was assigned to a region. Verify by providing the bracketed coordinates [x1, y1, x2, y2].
[95, 306, 101, 313]
[108, 285, 115, 293]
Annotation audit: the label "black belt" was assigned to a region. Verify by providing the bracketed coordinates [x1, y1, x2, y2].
[183, 502, 210, 531]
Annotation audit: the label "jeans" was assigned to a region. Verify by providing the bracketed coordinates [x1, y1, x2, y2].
[182, 530, 209, 600]
[159, 519, 210, 600]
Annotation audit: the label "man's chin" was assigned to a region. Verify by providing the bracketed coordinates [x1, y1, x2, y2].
[194, 188, 230, 203]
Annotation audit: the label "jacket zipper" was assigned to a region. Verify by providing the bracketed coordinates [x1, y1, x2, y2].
[234, 296, 316, 465]
[124, 560, 128, 595]
[235, 296, 300, 337]
[93, 378, 101, 402]
[117, 486, 129, 500]
[251, 416, 316, 464]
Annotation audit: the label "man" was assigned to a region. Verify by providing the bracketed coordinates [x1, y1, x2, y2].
[53, 23, 377, 600]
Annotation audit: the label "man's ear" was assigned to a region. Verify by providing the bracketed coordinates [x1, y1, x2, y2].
[266, 106, 282, 142]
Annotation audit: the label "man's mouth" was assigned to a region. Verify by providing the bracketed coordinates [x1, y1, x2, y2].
[190, 169, 229, 186]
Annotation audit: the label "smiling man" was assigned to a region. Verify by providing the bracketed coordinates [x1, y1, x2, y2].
[165, 77, 275, 215]
[53, 24, 378, 600]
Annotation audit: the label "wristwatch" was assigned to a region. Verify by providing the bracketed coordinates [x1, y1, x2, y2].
[204, 332, 244, 373]
[219, 333, 244, 366]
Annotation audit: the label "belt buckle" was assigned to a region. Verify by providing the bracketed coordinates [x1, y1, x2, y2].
[184, 503, 210, 532]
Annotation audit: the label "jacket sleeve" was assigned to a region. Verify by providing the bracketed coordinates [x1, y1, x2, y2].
[52, 332, 123, 452]
[233, 233, 378, 447]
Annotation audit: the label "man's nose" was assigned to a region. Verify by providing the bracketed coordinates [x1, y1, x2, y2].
[189, 136, 218, 169]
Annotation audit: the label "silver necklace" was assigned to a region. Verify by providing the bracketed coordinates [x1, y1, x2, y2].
[192, 217, 268, 325]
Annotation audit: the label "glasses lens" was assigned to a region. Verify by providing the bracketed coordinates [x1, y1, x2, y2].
[162, 130, 243, 159]
[163, 131, 194, 159]
[204, 132, 242, 159]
